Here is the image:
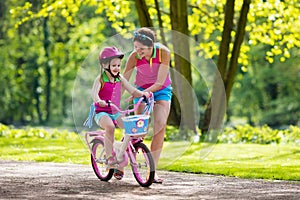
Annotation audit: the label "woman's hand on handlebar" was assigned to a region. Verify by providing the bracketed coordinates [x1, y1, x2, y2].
[142, 91, 151, 99]
[126, 91, 152, 102]
[102, 92, 153, 114]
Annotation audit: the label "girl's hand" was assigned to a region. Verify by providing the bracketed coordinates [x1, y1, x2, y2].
[97, 100, 107, 107]
[125, 95, 134, 102]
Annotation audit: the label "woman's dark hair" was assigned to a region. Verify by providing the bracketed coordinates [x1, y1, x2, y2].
[133, 27, 155, 47]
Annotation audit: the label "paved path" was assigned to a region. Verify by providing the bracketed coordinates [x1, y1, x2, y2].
[0, 160, 299, 200]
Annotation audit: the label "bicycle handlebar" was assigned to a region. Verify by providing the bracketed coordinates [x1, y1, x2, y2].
[106, 92, 154, 115]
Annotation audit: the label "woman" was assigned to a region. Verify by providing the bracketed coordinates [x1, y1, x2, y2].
[123, 28, 172, 183]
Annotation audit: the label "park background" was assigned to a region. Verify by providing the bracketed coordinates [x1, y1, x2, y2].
[0, 0, 299, 181]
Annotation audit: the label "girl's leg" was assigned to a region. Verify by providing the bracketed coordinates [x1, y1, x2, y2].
[151, 100, 171, 172]
[114, 116, 125, 180]
[133, 103, 145, 115]
[116, 116, 124, 129]
[98, 115, 116, 159]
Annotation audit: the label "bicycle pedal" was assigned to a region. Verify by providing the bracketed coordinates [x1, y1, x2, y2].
[108, 164, 119, 169]
[107, 159, 119, 167]
[95, 158, 106, 164]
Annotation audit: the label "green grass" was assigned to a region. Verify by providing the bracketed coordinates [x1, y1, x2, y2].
[0, 127, 299, 181]
[0, 135, 90, 164]
[159, 142, 300, 181]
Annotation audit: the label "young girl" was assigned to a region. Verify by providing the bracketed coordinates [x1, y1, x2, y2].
[91, 46, 149, 180]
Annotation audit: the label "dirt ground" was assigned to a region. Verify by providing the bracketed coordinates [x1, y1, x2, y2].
[0, 160, 299, 200]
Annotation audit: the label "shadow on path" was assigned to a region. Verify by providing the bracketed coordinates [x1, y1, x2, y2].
[0, 160, 299, 200]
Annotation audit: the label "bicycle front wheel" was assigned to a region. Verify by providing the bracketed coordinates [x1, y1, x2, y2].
[130, 142, 155, 187]
[91, 139, 114, 181]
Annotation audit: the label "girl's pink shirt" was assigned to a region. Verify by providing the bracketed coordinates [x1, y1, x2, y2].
[95, 73, 121, 114]
[135, 43, 171, 89]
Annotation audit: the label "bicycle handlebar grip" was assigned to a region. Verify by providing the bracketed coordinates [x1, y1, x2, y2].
[142, 95, 149, 105]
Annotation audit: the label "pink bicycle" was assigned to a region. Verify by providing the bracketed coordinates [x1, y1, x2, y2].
[84, 94, 155, 187]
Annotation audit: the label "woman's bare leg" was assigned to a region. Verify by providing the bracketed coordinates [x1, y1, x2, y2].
[151, 100, 171, 172]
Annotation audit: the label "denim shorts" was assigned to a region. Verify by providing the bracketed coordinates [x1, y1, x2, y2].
[94, 112, 121, 125]
[134, 85, 173, 104]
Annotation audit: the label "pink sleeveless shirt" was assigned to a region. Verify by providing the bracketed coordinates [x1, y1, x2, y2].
[95, 73, 121, 114]
[135, 43, 171, 89]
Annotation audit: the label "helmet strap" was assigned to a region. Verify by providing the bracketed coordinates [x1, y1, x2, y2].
[104, 66, 119, 81]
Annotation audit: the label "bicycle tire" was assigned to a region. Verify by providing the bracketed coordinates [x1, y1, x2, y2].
[91, 139, 114, 181]
[130, 142, 155, 187]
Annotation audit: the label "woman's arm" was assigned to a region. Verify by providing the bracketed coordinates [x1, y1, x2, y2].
[123, 51, 137, 81]
[119, 74, 148, 98]
[91, 75, 106, 106]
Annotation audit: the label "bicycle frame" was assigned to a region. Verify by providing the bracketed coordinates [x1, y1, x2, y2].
[85, 130, 146, 167]
[84, 93, 154, 167]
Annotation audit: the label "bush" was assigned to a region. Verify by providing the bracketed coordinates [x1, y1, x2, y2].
[2, 123, 299, 145]
[218, 124, 300, 145]
[164, 125, 196, 141]
[0, 123, 78, 140]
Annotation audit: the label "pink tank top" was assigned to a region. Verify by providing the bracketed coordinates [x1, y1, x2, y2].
[135, 43, 171, 89]
[95, 73, 121, 114]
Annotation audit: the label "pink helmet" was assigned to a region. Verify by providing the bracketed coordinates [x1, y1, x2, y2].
[99, 46, 124, 62]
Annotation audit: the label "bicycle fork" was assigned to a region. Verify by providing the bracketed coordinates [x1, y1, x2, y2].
[114, 134, 131, 163]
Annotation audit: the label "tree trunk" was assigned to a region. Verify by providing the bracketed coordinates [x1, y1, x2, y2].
[170, 0, 196, 133]
[154, 0, 166, 44]
[152, 0, 180, 126]
[201, 0, 235, 133]
[0, 1, 5, 39]
[134, 0, 153, 27]
[43, 17, 51, 123]
[201, 0, 251, 134]
[225, 0, 251, 99]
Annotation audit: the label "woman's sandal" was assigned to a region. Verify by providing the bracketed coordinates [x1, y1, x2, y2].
[113, 169, 124, 180]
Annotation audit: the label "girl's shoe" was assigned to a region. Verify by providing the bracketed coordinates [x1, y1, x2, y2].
[153, 176, 163, 184]
[113, 169, 124, 180]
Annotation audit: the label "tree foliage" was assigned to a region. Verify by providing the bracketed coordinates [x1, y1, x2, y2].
[1, 0, 299, 131]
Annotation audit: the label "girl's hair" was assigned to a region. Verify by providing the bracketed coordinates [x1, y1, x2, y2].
[133, 27, 156, 47]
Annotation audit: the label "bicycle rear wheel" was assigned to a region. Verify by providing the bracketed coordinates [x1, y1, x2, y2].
[130, 142, 155, 187]
[91, 139, 114, 181]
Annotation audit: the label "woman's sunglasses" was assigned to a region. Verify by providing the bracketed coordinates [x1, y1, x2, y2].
[133, 32, 153, 43]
